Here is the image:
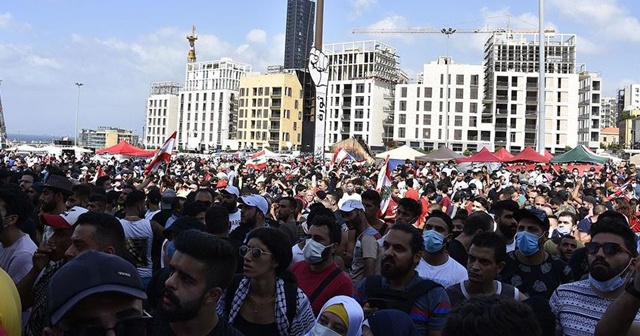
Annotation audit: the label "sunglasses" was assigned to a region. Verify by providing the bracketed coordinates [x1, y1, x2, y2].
[585, 242, 632, 256]
[240, 245, 272, 259]
[62, 314, 151, 336]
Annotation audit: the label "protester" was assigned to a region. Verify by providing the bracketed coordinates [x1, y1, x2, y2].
[362, 309, 419, 336]
[304, 295, 364, 336]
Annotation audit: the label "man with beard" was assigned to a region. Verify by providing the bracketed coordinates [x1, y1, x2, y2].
[551, 211, 640, 335]
[340, 200, 381, 286]
[220, 185, 241, 233]
[19, 171, 38, 193]
[395, 197, 422, 228]
[489, 200, 519, 252]
[354, 224, 451, 335]
[361, 190, 387, 236]
[39, 174, 73, 242]
[228, 195, 269, 243]
[150, 230, 242, 336]
[276, 197, 300, 246]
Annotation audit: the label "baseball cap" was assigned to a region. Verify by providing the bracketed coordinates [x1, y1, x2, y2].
[217, 179, 228, 188]
[583, 195, 598, 205]
[514, 208, 550, 231]
[48, 250, 147, 325]
[221, 185, 240, 197]
[161, 189, 177, 208]
[340, 200, 365, 212]
[239, 195, 268, 215]
[41, 206, 89, 229]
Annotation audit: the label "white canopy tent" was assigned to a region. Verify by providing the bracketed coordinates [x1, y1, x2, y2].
[375, 145, 425, 161]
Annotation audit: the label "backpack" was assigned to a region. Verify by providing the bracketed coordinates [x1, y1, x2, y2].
[364, 275, 441, 313]
[225, 274, 297, 330]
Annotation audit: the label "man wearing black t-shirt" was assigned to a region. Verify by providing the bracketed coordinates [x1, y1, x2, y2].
[448, 211, 493, 266]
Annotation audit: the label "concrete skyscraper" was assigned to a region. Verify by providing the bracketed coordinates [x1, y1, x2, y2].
[284, 0, 315, 70]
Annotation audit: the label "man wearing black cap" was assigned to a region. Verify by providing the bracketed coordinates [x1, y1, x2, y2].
[40, 174, 74, 242]
[499, 208, 572, 299]
[43, 251, 148, 336]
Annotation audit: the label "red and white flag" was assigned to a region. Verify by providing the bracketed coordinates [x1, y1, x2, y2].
[144, 132, 176, 175]
[331, 147, 351, 167]
[247, 150, 267, 170]
[376, 155, 393, 214]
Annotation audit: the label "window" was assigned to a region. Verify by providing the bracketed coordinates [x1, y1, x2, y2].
[454, 130, 462, 140]
[356, 84, 365, 93]
[424, 87, 432, 98]
[423, 115, 431, 125]
[424, 101, 432, 112]
[470, 103, 478, 113]
[471, 75, 479, 85]
[456, 88, 464, 99]
[470, 88, 478, 99]
[399, 114, 407, 125]
[456, 75, 464, 85]
[399, 127, 406, 138]
[455, 102, 463, 113]
[401, 87, 408, 98]
[416, 87, 421, 97]
[399, 101, 407, 111]
[415, 115, 420, 124]
[454, 116, 462, 126]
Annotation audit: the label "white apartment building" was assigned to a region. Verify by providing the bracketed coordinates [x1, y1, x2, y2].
[177, 58, 251, 151]
[322, 41, 406, 148]
[144, 82, 180, 149]
[577, 72, 602, 149]
[483, 32, 579, 154]
[601, 97, 618, 129]
[622, 84, 640, 110]
[392, 57, 492, 152]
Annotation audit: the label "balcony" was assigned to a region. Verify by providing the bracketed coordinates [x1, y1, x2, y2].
[524, 138, 536, 146]
[482, 109, 493, 116]
[342, 89, 352, 95]
[579, 85, 590, 92]
[383, 93, 395, 100]
[496, 95, 509, 103]
[579, 99, 591, 106]
[341, 114, 351, 121]
[495, 123, 508, 131]
[271, 90, 282, 98]
[270, 114, 281, 121]
[383, 117, 394, 126]
[341, 102, 352, 108]
[525, 97, 537, 104]
[526, 83, 537, 90]
[495, 137, 507, 144]
[496, 82, 509, 89]
[270, 104, 282, 110]
[383, 106, 394, 113]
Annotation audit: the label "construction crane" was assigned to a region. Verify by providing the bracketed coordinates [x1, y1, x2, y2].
[352, 27, 556, 34]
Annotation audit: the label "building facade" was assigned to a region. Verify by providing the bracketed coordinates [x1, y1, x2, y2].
[483, 32, 579, 153]
[80, 127, 138, 150]
[237, 71, 303, 150]
[177, 58, 251, 151]
[392, 57, 492, 152]
[599, 127, 619, 148]
[144, 82, 180, 149]
[600, 97, 618, 129]
[577, 71, 602, 149]
[284, 0, 315, 70]
[323, 40, 406, 148]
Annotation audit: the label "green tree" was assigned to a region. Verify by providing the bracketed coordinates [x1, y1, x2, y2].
[564, 145, 573, 152]
[463, 149, 472, 157]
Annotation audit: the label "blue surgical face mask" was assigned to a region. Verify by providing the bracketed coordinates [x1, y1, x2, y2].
[516, 231, 542, 256]
[556, 226, 572, 235]
[589, 260, 632, 292]
[423, 230, 446, 253]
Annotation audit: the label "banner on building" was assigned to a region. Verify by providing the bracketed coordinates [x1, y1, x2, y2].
[308, 46, 329, 159]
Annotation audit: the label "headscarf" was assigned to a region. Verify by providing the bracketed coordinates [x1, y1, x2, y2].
[364, 309, 418, 336]
[305, 295, 364, 336]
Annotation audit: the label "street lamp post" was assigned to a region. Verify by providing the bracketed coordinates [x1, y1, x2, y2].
[441, 28, 456, 148]
[74, 82, 83, 146]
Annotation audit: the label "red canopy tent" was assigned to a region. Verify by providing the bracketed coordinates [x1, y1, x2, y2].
[493, 147, 515, 162]
[544, 149, 554, 159]
[456, 147, 501, 163]
[96, 141, 156, 157]
[508, 146, 550, 163]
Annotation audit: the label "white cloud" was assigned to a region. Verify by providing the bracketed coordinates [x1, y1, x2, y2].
[246, 29, 267, 44]
[0, 13, 11, 28]
[348, 0, 377, 20]
[27, 55, 61, 69]
[550, 0, 640, 43]
[360, 15, 414, 42]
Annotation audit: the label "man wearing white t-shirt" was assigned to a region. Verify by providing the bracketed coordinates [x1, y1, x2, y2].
[0, 187, 37, 283]
[118, 190, 163, 287]
[416, 210, 467, 287]
[219, 183, 241, 233]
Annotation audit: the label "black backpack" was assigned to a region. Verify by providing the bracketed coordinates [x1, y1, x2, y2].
[224, 274, 297, 330]
[364, 275, 441, 313]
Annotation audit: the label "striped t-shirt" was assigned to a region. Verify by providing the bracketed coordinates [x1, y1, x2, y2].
[550, 279, 640, 335]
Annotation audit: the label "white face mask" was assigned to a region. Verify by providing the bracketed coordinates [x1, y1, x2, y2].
[310, 323, 342, 336]
[302, 239, 332, 265]
[556, 226, 572, 235]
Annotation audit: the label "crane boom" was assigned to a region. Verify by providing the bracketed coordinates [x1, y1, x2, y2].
[352, 28, 556, 34]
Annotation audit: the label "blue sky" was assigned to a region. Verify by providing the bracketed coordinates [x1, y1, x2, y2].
[1, 0, 639, 138]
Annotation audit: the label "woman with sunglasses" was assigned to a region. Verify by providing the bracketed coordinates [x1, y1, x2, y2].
[217, 227, 315, 336]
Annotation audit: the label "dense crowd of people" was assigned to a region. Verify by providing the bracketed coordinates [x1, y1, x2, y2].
[2, 150, 640, 335]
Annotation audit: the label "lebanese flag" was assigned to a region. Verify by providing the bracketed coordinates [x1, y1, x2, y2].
[376, 155, 393, 214]
[247, 150, 267, 170]
[144, 132, 176, 175]
[331, 147, 350, 167]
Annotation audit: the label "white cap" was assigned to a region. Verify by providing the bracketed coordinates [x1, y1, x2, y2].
[340, 200, 364, 212]
[221, 185, 240, 197]
[239, 195, 268, 215]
